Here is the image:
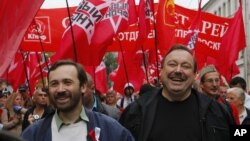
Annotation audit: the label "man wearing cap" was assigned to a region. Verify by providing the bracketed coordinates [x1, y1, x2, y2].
[199, 65, 221, 98]
[0, 88, 12, 128]
[0, 91, 7, 129]
[199, 65, 240, 125]
[18, 84, 33, 109]
[117, 83, 136, 111]
[0, 89, 11, 108]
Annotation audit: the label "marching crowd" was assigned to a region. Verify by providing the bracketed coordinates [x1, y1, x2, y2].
[0, 44, 250, 141]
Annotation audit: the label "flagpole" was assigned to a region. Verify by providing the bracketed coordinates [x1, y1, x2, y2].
[140, 45, 149, 83]
[150, 0, 160, 81]
[187, 0, 202, 55]
[93, 65, 97, 93]
[230, 63, 234, 80]
[65, 0, 78, 62]
[35, 52, 45, 87]
[118, 39, 130, 85]
[34, 20, 50, 75]
[20, 50, 32, 95]
[6, 66, 10, 83]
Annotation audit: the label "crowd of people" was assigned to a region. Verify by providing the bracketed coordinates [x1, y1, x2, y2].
[0, 44, 250, 141]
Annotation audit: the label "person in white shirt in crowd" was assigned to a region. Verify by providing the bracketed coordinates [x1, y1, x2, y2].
[226, 87, 250, 124]
[117, 83, 136, 111]
[230, 76, 250, 110]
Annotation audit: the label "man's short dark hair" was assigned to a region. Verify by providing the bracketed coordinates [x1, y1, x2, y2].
[18, 84, 28, 92]
[230, 76, 246, 91]
[161, 44, 197, 73]
[48, 60, 88, 86]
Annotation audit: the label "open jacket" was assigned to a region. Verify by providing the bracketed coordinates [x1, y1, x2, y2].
[22, 108, 134, 141]
[22, 106, 53, 131]
[119, 88, 234, 141]
[242, 108, 250, 125]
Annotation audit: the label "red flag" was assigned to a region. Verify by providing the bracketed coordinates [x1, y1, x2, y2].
[31, 60, 50, 82]
[147, 49, 163, 82]
[28, 52, 50, 94]
[85, 61, 108, 94]
[185, 0, 202, 50]
[25, 52, 38, 94]
[1, 51, 28, 91]
[89, 0, 137, 65]
[137, 0, 154, 48]
[51, 0, 110, 65]
[20, 7, 76, 52]
[53, 0, 137, 66]
[110, 51, 145, 94]
[1, 51, 49, 94]
[0, 0, 44, 76]
[217, 2, 245, 81]
[156, 0, 176, 54]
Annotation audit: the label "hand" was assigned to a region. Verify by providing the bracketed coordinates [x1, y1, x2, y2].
[12, 114, 21, 125]
[14, 113, 22, 119]
[28, 114, 35, 124]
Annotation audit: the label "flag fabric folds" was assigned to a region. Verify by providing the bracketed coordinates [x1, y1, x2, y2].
[1, 51, 31, 92]
[156, 0, 176, 54]
[185, 0, 202, 50]
[52, 0, 137, 66]
[1, 1, 246, 92]
[110, 51, 145, 95]
[0, 0, 44, 76]
[137, 0, 154, 49]
[0, 51, 46, 94]
[85, 61, 108, 94]
[217, 2, 246, 82]
[51, 0, 110, 65]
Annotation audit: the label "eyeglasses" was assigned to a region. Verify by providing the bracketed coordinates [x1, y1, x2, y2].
[204, 78, 220, 84]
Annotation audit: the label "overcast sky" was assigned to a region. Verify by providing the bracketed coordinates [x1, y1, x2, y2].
[41, 0, 209, 9]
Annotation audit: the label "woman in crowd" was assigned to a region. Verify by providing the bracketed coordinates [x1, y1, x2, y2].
[1, 92, 24, 135]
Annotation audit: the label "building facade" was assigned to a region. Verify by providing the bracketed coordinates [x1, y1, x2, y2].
[203, 0, 250, 89]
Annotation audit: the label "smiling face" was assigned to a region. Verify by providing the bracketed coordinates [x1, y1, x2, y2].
[160, 49, 195, 101]
[48, 65, 86, 113]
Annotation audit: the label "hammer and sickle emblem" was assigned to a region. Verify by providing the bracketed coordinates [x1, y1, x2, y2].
[163, 0, 175, 27]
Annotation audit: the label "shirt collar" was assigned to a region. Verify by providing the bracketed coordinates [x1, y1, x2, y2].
[92, 95, 97, 111]
[55, 106, 89, 131]
[239, 108, 247, 124]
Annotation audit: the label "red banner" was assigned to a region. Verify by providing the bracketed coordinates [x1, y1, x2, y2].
[217, 4, 246, 81]
[51, 0, 111, 66]
[20, 3, 235, 56]
[20, 7, 75, 52]
[0, 0, 44, 76]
